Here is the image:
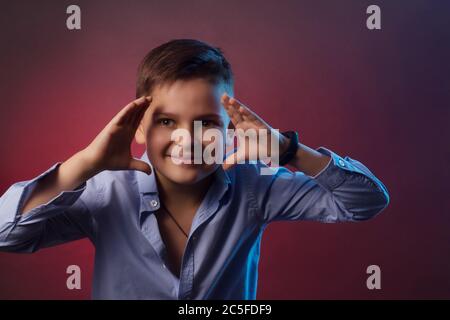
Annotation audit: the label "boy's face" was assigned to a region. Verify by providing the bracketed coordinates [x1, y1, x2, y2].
[135, 78, 231, 185]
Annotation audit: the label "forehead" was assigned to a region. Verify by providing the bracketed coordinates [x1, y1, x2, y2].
[151, 78, 225, 117]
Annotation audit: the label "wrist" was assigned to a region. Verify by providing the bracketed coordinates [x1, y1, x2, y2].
[290, 144, 331, 176]
[77, 148, 104, 176]
[61, 150, 101, 185]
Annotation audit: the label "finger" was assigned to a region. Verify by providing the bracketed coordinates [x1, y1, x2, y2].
[118, 98, 145, 125]
[228, 98, 244, 123]
[222, 96, 244, 125]
[128, 158, 152, 175]
[222, 151, 237, 171]
[116, 97, 148, 126]
[221, 93, 230, 105]
[231, 97, 261, 124]
[222, 99, 239, 126]
[237, 105, 250, 121]
[128, 96, 151, 127]
[222, 149, 245, 170]
[224, 103, 241, 127]
[233, 98, 270, 128]
[131, 96, 152, 128]
[221, 94, 234, 116]
[237, 102, 257, 122]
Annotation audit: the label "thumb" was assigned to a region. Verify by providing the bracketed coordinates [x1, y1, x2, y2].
[129, 158, 152, 175]
[222, 152, 239, 171]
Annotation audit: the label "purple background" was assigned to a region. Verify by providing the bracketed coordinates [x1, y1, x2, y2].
[0, 0, 449, 299]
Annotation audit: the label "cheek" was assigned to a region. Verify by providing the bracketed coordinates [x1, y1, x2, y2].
[145, 127, 172, 155]
[201, 128, 227, 149]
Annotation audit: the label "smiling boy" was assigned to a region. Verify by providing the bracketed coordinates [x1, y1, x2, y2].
[0, 39, 389, 299]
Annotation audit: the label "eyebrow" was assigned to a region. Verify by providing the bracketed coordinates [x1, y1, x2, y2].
[153, 111, 223, 120]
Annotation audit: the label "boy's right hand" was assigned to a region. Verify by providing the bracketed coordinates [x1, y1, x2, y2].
[81, 96, 153, 175]
[20, 96, 152, 215]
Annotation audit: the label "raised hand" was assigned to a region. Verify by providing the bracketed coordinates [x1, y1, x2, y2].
[82, 96, 153, 175]
[221, 93, 290, 170]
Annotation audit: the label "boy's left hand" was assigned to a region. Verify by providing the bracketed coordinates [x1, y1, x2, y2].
[221, 93, 291, 170]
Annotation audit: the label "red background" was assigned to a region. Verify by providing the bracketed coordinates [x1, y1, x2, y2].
[0, 0, 449, 299]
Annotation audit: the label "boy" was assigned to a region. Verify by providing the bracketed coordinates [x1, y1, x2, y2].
[0, 39, 389, 299]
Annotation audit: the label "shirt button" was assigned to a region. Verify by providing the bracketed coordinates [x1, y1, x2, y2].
[150, 200, 158, 207]
[338, 159, 346, 167]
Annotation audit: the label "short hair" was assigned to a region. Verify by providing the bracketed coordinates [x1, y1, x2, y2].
[136, 39, 234, 98]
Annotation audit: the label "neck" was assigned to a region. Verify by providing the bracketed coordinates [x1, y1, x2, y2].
[154, 170, 215, 209]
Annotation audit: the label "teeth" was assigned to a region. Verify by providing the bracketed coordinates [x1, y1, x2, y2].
[168, 155, 194, 162]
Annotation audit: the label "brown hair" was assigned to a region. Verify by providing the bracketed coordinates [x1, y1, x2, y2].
[136, 39, 234, 98]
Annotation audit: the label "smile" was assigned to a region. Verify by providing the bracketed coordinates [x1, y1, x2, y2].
[166, 155, 196, 164]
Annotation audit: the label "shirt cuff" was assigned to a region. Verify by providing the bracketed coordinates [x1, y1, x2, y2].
[312, 147, 360, 190]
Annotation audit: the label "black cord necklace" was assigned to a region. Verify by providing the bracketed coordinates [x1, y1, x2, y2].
[160, 202, 189, 238]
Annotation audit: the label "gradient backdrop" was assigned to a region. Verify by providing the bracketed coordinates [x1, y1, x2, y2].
[0, 0, 449, 299]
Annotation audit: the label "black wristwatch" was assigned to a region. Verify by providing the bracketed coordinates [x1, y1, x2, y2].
[279, 131, 299, 166]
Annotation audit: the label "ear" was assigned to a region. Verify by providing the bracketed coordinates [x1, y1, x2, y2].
[135, 122, 146, 145]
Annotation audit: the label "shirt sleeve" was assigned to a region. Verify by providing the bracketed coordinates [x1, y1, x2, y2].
[247, 147, 390, 224]
[0, 162, 100, 253]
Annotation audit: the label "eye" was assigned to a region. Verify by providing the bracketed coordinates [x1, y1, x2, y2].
[201, 120, 214, 127]
[158, 118, 174, 127]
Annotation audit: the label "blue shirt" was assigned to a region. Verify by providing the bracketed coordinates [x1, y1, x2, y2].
[0, 147, 389, 299]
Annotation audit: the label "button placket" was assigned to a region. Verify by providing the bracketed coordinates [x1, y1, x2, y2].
[178, 242, 195, 300]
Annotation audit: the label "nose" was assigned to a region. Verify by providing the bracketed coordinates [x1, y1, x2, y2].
[171, 124, 203, 156]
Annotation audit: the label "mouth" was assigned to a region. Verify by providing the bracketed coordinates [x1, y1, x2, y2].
[165, 154, 196, 165]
